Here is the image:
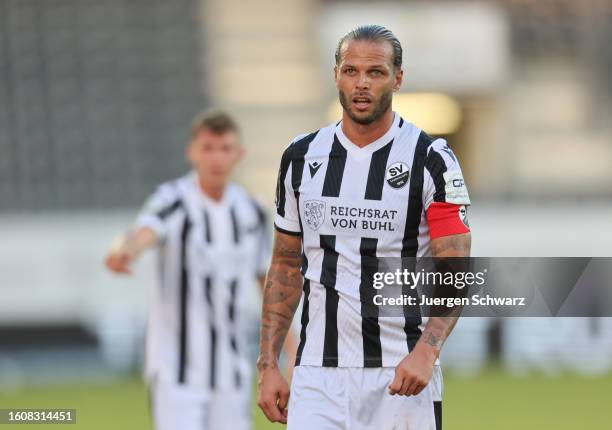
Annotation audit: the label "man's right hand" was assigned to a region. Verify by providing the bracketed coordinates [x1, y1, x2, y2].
[104, 236, 135, 275]
[257, 366, 290, 424]
[104, 227, 158, 275]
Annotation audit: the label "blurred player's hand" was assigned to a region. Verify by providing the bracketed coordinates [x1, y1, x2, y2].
[388, 343, 437, 396]
[104, 228, 157, 275]
[257, 366, 290, 424]
[104, 235, 136, 275]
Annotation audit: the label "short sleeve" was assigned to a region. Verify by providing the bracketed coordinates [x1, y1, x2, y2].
[423, 139, 471, 210]
[251, 200, 272, 277]
[135, 182, 182, 240]
[274, 143, 302, 236]
[423, 139, 471, 239]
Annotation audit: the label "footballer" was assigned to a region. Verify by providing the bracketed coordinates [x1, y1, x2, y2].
[257, 25, 471, 429]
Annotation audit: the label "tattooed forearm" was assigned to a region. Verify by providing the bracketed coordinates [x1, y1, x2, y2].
[418, 232, 471, 355]
[257, 231, 303, 372]
[429, 232, 471, 257]
[417, 317, 459, 356]
[421, 331, 442, 349]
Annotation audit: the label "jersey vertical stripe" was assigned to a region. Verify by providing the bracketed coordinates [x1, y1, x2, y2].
[230, 206, 240, 243]
[364, 141, 393, 200]
[320, 234, 339, 367]
[295, 279, 310, 366]
[425, 150, 449, 202]
[275, 149, 292, 218]
[322, 135, 347, 198]
[400, 131, 434, 350]
[228, 278, 241, 388]
[203, 209, 212, 243]
[177, 214, 191, 384]
[204, 275, 216, 388]
[401, 131, 433, 258]
[359, 237, 382, 367]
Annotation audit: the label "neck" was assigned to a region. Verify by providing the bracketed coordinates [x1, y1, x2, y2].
[198, 176, 225, 202]
[341, 109, 394, 148]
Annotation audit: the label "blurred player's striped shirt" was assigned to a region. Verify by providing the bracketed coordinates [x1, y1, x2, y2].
[274, 113, 471, 367]
[136, 172, 270, 388]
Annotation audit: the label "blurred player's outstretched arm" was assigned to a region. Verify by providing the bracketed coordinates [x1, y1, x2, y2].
[104, 227, 158, 275]
[389, 232, 471, 396]
[257, 230, 303, 424]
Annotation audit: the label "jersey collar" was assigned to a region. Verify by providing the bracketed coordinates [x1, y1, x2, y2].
[186, 171, 233, 209]
[335, 112, 400, 157]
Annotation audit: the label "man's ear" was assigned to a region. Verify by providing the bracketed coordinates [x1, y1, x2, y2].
[393, 68, 404, 92]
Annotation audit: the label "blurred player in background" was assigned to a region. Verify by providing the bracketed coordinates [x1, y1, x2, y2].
[257, 25, 471, 429]
[105, 110, 297, 430]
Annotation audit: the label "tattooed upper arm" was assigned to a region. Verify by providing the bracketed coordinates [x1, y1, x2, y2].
[430, 232, 471, 258]
[270, 230, 302, 268]
[265, 231, 303, 293]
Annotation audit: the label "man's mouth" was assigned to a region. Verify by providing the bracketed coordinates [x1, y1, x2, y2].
[352, 95, 372, 111]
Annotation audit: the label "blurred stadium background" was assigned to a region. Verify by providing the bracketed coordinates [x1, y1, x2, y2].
[1, 0, 612, 428]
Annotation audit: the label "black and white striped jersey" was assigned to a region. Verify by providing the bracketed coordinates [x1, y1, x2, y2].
[135, 171, 270, 388]
[274, 113, 471, 367]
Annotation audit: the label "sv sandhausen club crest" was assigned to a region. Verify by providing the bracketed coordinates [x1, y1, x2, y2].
[303, 200, 326, 231]
[386, 161, 410, 189]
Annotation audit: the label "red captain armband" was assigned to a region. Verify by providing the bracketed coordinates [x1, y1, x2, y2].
[426, 202, 470, 240]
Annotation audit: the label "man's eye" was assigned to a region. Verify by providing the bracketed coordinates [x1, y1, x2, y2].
[344, 68, 355, 74]
[371, 70, 382, 76]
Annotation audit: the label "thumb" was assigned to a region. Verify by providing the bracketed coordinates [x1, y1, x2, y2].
[278, 387, 290, 410]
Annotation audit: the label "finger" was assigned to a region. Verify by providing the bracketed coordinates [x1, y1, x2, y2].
[105, 256, 119, 271]
[413, 381, 428, 396]
[276, 390, 289, 423]
[388, 373, 404, 395]
[266, 397, 285, 423]
[259, 398, 283, 423]
[119, 255, 132, 269]
[120, 264, 132, 274]
[106, 255, 130, 274]
[115, 256, 132, 274]
[398, 375, 413, 395]
[404, 379, 420, 396]
[110, 264, 131, 275]
[278, 388, 290, 410]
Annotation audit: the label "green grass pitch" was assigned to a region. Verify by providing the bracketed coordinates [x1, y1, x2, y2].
[1, 369, 611, 429]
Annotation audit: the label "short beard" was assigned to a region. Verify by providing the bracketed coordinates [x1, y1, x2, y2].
[339, 89, 393, 125]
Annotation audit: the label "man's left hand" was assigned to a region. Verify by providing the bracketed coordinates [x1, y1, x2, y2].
[388, 344, 437, 396]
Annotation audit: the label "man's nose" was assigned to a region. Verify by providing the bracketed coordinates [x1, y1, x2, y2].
[356, 72, 370, 89]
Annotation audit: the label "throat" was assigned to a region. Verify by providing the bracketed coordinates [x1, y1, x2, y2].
[342, 110, 394, 147]
[198, 178, 225, 202]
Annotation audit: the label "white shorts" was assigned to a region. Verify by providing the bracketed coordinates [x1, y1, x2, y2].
[287, 366, 443, 430]
[149, 381, 251, 430]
